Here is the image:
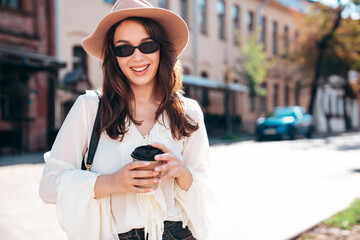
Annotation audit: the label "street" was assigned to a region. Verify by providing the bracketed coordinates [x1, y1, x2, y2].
[1, 133, 360, 240]
[208, 133, 360, 240]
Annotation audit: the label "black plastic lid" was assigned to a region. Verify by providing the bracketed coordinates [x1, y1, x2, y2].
[131, 145, 163, 161]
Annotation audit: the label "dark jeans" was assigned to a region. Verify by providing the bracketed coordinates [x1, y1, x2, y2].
[118, 221, 196, 240]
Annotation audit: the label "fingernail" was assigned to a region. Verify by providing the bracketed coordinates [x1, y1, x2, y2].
[144, 162, 150, 165]
[155, 167, 159, 171]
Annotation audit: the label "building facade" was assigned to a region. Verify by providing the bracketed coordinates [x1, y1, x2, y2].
[56, 0, 310, 136]
[0, 0, 65, 153]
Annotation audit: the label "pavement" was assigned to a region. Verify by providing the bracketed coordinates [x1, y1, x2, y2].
[0, 133, 360, 240]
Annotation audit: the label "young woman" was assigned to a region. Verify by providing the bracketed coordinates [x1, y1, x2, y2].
[40, 1, 210, 239]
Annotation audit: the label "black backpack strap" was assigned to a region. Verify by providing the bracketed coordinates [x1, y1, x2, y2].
[81, 92, 101, 171]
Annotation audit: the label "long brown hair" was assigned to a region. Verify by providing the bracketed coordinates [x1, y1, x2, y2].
[100, 17, 198, 141]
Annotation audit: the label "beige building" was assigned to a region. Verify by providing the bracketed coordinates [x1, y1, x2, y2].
[55, 0, 310, 135]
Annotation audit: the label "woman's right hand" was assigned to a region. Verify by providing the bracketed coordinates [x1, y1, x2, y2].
[94, 161, 159, 198]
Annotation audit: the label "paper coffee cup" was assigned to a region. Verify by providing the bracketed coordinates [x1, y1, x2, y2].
[131, 145, 164, 189]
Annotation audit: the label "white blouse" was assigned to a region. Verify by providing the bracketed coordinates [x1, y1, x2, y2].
[39, 90, 210, 240]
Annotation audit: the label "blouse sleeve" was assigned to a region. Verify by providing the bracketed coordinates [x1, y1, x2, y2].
[39, 93, 93, 203]
[39, 92, 118, 240]
[174, 98, 211, 240]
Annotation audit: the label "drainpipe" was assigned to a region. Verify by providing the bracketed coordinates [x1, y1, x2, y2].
[54, 0, 60, 58]
[192, 0, 199, 77]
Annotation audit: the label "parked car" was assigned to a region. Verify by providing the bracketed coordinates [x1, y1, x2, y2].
[256, 106, 313, 141]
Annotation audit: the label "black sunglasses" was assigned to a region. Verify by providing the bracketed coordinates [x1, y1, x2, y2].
[113, 41, 161, 57]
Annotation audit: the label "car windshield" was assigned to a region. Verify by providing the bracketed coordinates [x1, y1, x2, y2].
[267, 108, 296, 118]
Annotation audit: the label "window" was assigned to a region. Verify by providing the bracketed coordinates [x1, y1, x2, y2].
[232, 5, 240, 44]
[183, 67, 191, 97]
[0, 67, 26, 121]
[285, 85, 289, 106]
[272, 21, 278, 56]
[73, 46, 88, 75]
[260, 16, 267, 50]
[273, 84, 279, 107]
[260, 83, 267, 113]
[201, 72, 209, 108]
[247, 11, 254, 33]
[295, 81, 301, 105]
[199, 0, 207, 34]
[217, 0, 226, 40]
[180, 0, 188, 24]
[158, 0, 168, 9]
[183, 67, 191, 75]
[0, 0, 20, 9]
[249, 93, 255, 112]
[284, 25, 289, 54]
[103, 0, 115, 4]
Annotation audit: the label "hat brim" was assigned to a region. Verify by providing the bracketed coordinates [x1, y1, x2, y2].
[82, 8, 189, 61]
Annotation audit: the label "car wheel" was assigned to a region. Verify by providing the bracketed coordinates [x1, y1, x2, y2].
[256, 135, 263, 141]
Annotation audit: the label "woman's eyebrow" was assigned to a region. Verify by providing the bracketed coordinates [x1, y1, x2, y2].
[115, 37, 153, 45]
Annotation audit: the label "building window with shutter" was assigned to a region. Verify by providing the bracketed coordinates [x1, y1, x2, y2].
[284, 25, 289, 54]
[199, 0, 207, 34]
[272, 21, 278, 56]
[247, 11, 254, 33]
[73, 46, 88, 74]
[232, 5, 240, 44]
[217, 0, 226, 40]
[260, 16, 267, 50]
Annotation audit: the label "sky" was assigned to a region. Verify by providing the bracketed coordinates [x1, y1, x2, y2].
[316, 0, 360, 19]
[279, 0, 360, 20]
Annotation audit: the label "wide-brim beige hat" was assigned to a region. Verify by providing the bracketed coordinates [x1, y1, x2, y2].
[82, 0, 189, 61]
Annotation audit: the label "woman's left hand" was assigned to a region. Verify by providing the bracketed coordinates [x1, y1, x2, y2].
[151, 143, 193, 191]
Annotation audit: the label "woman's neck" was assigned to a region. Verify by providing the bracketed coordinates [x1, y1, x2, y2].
[131, 84, 160, 105]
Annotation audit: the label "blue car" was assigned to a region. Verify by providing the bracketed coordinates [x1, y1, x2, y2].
[256, 106, 313, 141]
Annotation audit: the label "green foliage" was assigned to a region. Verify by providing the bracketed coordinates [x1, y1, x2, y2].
[236, 32, 270, 97]
[221, 133, 241, 141]
[322, 199, 360, 230]
[57, 84, 71, 92]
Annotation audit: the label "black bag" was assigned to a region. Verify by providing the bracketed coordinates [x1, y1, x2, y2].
[81, 97, 101, 171]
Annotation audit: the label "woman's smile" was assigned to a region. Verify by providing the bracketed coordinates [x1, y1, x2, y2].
[130, 64, 150, 75]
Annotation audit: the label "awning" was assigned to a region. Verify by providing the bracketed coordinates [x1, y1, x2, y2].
[63, 69, 87, 84]
[183, 75, 248, 92]
[0, 47, 66, 71]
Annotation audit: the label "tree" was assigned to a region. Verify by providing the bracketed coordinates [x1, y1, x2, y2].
[294, 0, 360, 115]
[236, 32, 270, 115]
[294, 0, 360, 131]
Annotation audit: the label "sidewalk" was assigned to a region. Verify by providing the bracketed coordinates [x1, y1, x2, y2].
[0, 152, 67, 240]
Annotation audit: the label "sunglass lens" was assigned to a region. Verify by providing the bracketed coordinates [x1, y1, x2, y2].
[139, 42, 160, 54]
[114, 45, 134, 57]
[113, 41, 160, 57]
